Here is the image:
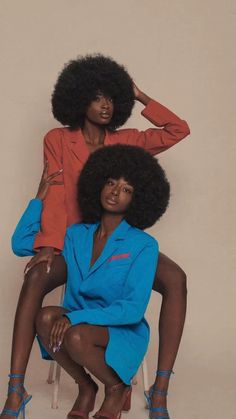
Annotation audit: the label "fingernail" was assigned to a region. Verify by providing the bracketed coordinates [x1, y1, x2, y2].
[53, 347, 56, 353]
[58, 341, 62, 346]
[59, 169, 63, 172]
[47, 266, 50, 274]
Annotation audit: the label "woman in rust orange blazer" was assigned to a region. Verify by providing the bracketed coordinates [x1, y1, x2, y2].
[1, 54, 190, 419]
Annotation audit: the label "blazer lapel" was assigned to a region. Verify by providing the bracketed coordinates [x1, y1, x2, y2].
[67, 129, 110, 165]
[67, 129, 90, 165]
[86, 220, 131, 277]
[88, 240, 120, 277]
[76, 224, 98, 278]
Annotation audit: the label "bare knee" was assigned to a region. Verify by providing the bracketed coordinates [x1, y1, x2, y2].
[64, 324, 89, 361]
[23, 264, 48, 293]
[153, 254, 187, 295]
[36, 306, 56, 337]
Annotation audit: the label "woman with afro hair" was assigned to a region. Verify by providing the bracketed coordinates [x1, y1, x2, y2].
[9, 144, 170, 419]
[1, 54, 189, 419]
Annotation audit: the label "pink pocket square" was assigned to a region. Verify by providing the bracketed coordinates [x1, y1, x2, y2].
[108, 253, 131, 262]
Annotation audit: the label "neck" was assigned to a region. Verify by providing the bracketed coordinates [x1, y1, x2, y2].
[82, 120, 106, 145]
[97, 213, 124, 239]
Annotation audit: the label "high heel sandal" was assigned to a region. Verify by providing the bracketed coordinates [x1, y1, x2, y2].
[67, 374, 99, 419]
[93, 382, 132, 419]
[144, 370, 173, 419]
[1, 374, 32, 418]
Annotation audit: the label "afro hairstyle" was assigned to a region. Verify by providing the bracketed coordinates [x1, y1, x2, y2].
[52, 54, 135, 130]
[78, 144, 170, 230]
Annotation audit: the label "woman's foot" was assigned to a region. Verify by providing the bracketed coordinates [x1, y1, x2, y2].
[145, 370, 172, 418]
[148, 389, 168, 418]
[1, 383, 30, 419]
[94, 382, 131, 418]
[67, 376, 98, 419]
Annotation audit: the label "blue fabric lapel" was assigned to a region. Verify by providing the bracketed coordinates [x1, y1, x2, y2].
[76, 223, 97, 278]
[85, 220, 131, 278]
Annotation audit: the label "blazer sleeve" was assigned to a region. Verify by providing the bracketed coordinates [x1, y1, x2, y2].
[33, 129, 66, 252]
[65, 240, 159, 327]
[11, 199, 42, 256]
[115, 99, 190, 155]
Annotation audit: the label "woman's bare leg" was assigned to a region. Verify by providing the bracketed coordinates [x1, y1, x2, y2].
[36, 306, 129, 416]
[36, 306, 99, 416]
[64, 324, 130, 416]
[1, 256, 67, 419]
[150, 252, 187, 415]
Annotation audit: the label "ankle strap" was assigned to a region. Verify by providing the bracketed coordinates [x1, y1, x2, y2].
[156, 389, 168, 396]
[8, 374, 25, 379]
[150, 385, 168, 397]
[156, 370, 174, 378]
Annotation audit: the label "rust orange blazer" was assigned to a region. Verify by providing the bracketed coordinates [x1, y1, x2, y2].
[34, 99, 190, 251]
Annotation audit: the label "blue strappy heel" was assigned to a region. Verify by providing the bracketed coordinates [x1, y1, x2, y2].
[144, 370, 173, 419]
[1, 374, 32, 418]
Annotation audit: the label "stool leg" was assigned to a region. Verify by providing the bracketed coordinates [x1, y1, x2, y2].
[142, 358, 149, 392]
[51, 363, 61, 409]
[47, 360, 55, 384]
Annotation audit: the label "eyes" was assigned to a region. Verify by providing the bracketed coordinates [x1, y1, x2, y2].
[95, 94, 113, 103]
[106, 179, 133, 194]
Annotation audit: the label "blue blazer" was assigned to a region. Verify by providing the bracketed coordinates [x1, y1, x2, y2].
[12, 199, 159, 384]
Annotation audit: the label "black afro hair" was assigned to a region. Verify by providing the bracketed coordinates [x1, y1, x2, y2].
[78, 144, 170, 230]
[52, 54, 135, 130]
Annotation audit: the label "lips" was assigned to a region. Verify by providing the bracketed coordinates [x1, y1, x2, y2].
[100, 112, 111, 119]
[106, 197, 118, 205]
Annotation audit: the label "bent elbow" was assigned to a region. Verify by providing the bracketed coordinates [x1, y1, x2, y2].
[11, 234, 24, 256]
[181, 120, 190, 137]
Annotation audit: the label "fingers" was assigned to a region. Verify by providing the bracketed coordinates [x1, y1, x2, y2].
[49, 181, 64, 186]
[36, 168, 63, 200]
[42, 160, 49, 179]
[46, 169, 63, 182]
[47, 251, 55, 274]
[24, 256, 42, 275]
[24, 252, 54, 275]
[49, 321, 58, 349]
[39, 161, 49, 184]
[49, 318, 71, 352]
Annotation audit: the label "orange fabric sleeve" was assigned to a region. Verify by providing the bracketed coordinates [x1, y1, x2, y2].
[114, 100, 190, 155]
[33, 129, 66, 251]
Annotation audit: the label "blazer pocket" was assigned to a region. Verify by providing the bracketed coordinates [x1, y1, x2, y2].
[106, 258, 131, 268]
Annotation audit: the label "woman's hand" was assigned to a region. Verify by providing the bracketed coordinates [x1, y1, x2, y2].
[133, 82, 151, 106]
[24, 162, 64, 275]
[36, 161, 63, 201]
[24, 246, 55, 275]
[49, 316, 71, 352]
[133, 82, 142, 99]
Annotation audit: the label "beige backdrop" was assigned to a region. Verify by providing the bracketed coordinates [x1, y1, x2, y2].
[0, 1, 235, 418]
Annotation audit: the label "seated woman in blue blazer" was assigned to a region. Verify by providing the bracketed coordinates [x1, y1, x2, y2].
[10, 144, 170, 419]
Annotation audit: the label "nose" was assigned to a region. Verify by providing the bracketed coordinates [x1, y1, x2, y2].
[111, 186, 119, 196]
[101, 97, 110, 108]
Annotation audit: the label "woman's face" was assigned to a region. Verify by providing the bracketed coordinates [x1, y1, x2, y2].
[100, 177, 134, 215]
[85, 92, 114, 126]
